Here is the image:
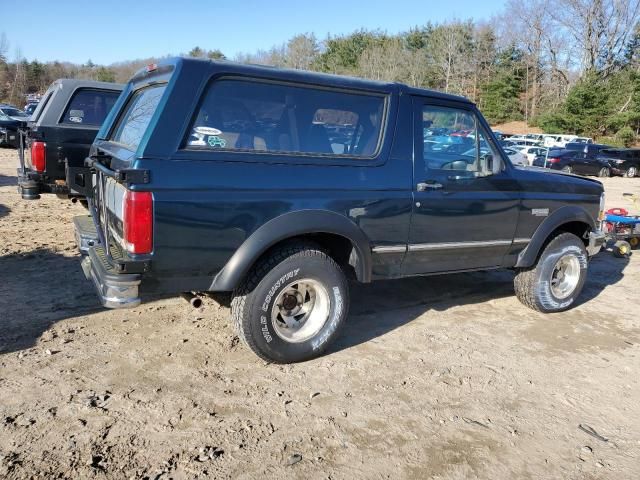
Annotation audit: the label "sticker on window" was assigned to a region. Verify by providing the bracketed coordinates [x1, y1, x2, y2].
[69, 109, 84, 123]
[188, 126, 227, 147]
[207, 136, 227, 148]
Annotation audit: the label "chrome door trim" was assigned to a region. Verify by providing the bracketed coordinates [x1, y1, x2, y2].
[408, 239, 513, 252]
[373, 238, 530, 254]
[371, 245, 408, 254]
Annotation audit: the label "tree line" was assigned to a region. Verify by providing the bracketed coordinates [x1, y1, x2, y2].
[1, 0, 639, 145]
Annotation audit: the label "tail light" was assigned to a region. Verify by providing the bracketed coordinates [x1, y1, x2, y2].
[547, 157, 561, 164]
[123, 190, 153, 254]
[31, 141, 46, 172]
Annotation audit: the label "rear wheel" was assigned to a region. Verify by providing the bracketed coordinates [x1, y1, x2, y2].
[231, 242, 349, 363]
[562, 165, 572, 174]
[514, 232, 588, 313]
[626, 166, 638, 178]
[598, 167, 610, 178]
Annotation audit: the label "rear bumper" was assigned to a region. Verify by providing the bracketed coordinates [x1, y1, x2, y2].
[74, 215, 141, 309]
[17, 167, 69, 199]
[587, 230, 606, 256]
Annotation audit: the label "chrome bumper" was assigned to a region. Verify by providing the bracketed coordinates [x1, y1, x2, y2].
[587, 230, 606, 257]
[74, 215, 141, 309]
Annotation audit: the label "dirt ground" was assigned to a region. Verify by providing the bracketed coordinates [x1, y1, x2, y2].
[1, 148, 639, 480]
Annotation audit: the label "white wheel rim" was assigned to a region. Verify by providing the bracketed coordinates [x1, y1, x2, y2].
[271, 279, 331, 343]
[628, 167, 637, 177]
[550, 254, 581, 300]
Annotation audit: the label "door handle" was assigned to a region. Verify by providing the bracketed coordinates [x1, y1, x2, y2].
[417, 181, 443, 191]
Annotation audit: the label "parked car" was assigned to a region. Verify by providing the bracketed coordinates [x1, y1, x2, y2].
[24, 102, 39, 116]
[563, 142, 611, 156]
[518, 146, 548, 165]
[597, 148, 640, 177]
[504, 139, 542, 149]
[74, 58, 605, 363]
[532, 149, 612, 177]
[0, 105, 29, 148]
[503, 147, 528, 166]
[17, 79, 123, 200]
[543, 135, 593, 148]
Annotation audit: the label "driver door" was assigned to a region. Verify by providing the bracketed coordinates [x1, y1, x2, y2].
[404, 99, 521, 275]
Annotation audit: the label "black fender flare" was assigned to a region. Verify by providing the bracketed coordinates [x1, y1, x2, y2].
[209, 209, 372, 291]
[515, 205, 596, 268]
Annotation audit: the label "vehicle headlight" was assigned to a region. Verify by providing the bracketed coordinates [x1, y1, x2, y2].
[614, 159, 625, 164]
[598, 192, 606, 223]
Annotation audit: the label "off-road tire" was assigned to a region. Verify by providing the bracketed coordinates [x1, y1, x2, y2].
[514, 232, 588, 313]
[231, 242, 349, 363]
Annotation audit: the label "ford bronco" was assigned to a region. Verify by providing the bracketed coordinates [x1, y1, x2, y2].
[74, 58, 606, 363]
[17, 79, 123, 201]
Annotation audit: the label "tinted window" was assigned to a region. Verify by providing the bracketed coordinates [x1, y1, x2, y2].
[32, 91, 53, 121]
[110, 85, 166, 150]
[61, 89, 120, 126]
[186, 79, 385, 157]
[422, 105, 500, 176]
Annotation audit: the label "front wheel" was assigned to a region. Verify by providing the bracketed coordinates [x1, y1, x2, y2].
[514, 233, 588, 313]
[231, 242, 349, 363]
[626, 166, 638, 178]
[598, 167, 610, 178]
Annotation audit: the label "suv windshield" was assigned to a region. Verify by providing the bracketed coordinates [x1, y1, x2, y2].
[110, 84, 166, 150]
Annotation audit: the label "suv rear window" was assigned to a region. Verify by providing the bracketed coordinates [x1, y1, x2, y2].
[110, 84, 166, 150]
[185, 79, 385, 157]
[61, 89, 120, 126]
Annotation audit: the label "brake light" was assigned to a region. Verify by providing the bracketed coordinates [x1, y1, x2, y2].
[547, 157, 561, 164]
[123, 190, 153, 254]
[31, 141, 46, 172]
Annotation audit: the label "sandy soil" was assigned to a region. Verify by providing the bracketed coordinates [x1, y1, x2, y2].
[491, 121, 544, 135]
[1, 147, 639, 479]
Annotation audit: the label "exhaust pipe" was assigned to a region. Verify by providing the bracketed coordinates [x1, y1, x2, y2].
[181, 292, 203, 309]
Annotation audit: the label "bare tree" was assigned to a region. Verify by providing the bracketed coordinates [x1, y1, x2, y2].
[285, 33, 319, 70]
[358, 39, 406, 82]
[551, 0, 640, 74]
[0, 33, 8, 64]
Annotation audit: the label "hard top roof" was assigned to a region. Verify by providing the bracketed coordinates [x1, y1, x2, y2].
[141, 56, 473, 105]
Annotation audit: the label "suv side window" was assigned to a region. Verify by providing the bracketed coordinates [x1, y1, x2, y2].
[61, 89, 120, 126]
[422, 105, 501, 176]
[185, 79, 386, 158]
[110, 84, 166, 150]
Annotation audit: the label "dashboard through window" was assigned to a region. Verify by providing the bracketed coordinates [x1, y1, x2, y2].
[185, 79, 386, 158]
[422, 105, 500, 176]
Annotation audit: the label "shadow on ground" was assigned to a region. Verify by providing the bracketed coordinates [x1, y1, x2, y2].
[0, 203, 9, 219]
[330, 251, 630, 354]
[0, 248, 102, 355]
[0, 244, 631, 357]
[0, 172, 17, 187]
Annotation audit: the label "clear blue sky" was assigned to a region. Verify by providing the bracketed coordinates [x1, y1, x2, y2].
[2, 0, 506, 65]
